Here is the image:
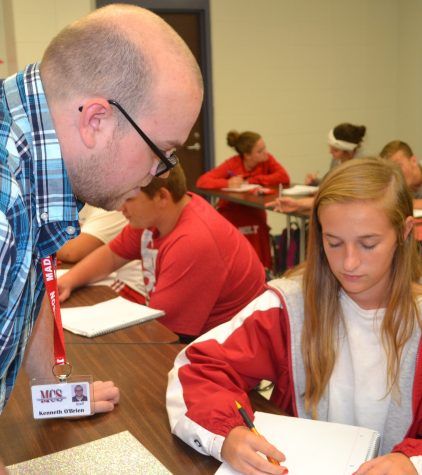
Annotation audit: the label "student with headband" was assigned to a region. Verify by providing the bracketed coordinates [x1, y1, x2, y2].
[268, 123, 366, 214]
[306, 123, 367, 185]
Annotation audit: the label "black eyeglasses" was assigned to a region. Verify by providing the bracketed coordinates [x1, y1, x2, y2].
[78, 99, 178, 177]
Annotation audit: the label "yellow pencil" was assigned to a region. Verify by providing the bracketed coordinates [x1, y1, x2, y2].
[235, 400, 282, 467]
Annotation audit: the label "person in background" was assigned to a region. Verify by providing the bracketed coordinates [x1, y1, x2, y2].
[271, 123, 366, 214]
[0, 2, 203, 458]
[58, 165, 266, 343]
[57, 205, 146, 298]
[196, 130, 290, 272]
[167, 158, 422, 475]
[379, 140, 422, 209]
[57, 205, 128, 263]
[305, 122, 367, 185]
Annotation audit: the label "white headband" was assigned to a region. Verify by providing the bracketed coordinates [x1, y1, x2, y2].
[327, 129, 358, 152]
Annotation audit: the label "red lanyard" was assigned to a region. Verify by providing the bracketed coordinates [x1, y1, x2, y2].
[41, 255, 67, 366]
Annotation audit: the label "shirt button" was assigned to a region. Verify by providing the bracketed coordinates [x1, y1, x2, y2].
[66, 226, 76, 235]
[40, 212, 48, 221]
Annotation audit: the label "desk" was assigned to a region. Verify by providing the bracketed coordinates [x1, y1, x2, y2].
[0, 284, 279, 473]
[0, 344, 279, 474]
[0, 343, 220, 474]
[195, 187, 309, 263]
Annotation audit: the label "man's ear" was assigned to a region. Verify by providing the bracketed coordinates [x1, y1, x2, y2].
[78, 98, 113, 148]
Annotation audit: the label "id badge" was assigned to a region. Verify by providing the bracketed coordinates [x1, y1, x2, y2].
[31, 375, 93, 419]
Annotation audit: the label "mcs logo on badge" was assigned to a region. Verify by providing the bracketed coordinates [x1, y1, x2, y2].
[38, 388, 65, 403]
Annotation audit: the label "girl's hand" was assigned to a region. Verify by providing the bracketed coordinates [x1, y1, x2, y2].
[221, 426, 287, 475]
[304, 173, 317, 185]
[228, 176, 245, 188]
[354, 452, 417, 475]
[266, 197, 312, 213]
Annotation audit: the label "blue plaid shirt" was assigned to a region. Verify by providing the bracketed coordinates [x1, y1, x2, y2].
[0, 63, 81, 411]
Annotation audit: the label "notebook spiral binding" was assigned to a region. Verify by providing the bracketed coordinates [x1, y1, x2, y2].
[365, 432, 381, 460]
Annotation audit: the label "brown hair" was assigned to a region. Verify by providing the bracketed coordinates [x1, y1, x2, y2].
[333, 123, 366, 147]
[380, 140, 414, 160]
[141, 164, 187, 202]
[226, 130, 261, 156]
[300, 157, 421, 417]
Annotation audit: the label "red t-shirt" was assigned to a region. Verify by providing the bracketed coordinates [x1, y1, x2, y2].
[109, 193, 266, 337]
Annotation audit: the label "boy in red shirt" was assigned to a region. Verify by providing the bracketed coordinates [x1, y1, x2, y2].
[58, 165, 266, 342]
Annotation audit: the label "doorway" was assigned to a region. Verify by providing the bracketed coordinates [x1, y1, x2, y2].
[96, 0, 214, 191]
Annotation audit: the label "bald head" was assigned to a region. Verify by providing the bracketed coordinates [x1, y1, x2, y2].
[40, 4, 203, 116]
[39, 5, 203, 211]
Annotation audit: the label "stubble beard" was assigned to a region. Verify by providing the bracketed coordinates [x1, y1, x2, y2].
[68, 142, 123, 211]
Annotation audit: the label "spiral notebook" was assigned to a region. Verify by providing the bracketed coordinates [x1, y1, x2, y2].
[215, 412, 380, 475]
[61, 297, 164, 337]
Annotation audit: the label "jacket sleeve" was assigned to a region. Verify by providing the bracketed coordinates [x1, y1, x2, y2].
[166, 289, 291, 461]
[248, 154, 290, 187]
[392, 339, 422, 458]
[195, 159, 236, 189]
[393, 438, 422, 457]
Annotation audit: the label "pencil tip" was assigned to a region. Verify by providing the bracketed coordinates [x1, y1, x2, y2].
[235, 400, 241, 409]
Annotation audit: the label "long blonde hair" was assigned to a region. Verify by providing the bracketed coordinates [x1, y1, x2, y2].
[301, 158, 422, 417]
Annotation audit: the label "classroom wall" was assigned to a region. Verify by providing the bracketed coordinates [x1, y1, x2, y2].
[9, 0, 94, 68]
[2, 0, 422, 229]
[210, 0, 402, 183]
[397, 0, 422, 156]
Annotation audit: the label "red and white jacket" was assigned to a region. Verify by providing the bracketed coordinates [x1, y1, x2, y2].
[166, 278, 422, 462]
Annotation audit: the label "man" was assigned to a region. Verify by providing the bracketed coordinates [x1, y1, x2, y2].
[58, 166, 266, 343]
[0, 2, 203, 423]
[379, 140, 422, 209]
[72, 385, 88, 402]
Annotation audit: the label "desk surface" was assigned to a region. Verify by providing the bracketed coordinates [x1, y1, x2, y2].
[1, 342, 278, 474]
[195, 186, 278, 210]
[0, 343, 220, 474]
[195, 186, 311, 220]
[1, 280, 279, 474]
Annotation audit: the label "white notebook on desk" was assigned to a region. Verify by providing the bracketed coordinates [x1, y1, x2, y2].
[221, 184, 260, 192]
[61, 296, 164, 337]
[215, 412, 380, 475]
[281, 184, 319, 196]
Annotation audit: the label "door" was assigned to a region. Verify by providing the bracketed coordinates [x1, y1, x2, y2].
[96, 0, 214, 191]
